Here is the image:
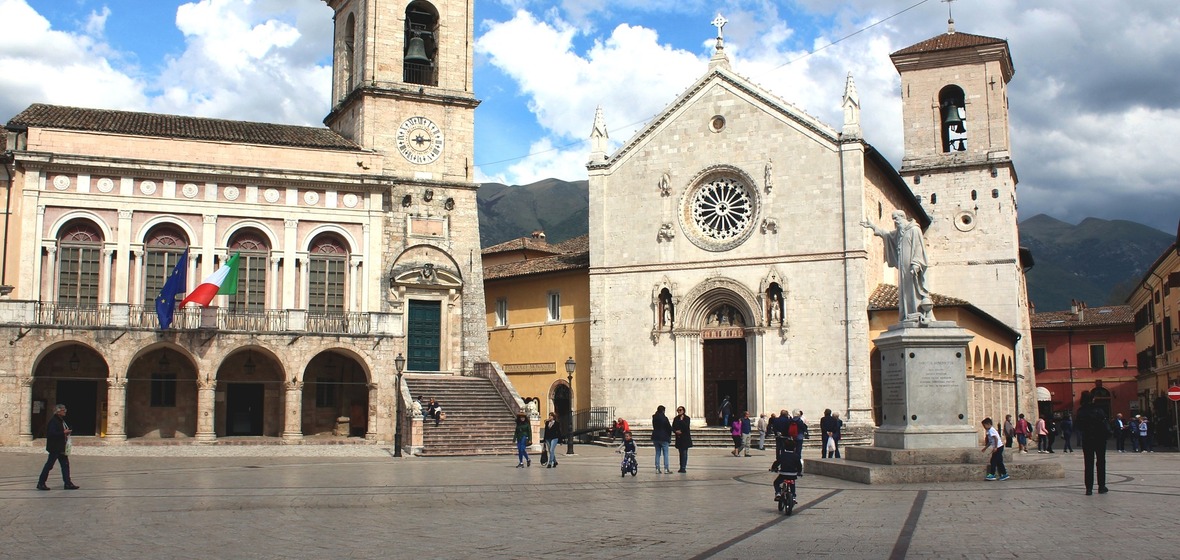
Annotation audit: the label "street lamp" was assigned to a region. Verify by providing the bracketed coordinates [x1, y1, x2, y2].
[565, 356, 576, 455]
[394, 352, 406, 456]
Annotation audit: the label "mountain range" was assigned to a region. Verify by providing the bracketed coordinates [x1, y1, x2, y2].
[476, 179, 1176, 313]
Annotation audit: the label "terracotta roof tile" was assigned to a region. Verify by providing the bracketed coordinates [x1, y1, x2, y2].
[483, 250, 589, 280]
[868, 284, 970, 310]
[6, 103, 361, 151]
[891, 31, 1007, 57]
[1031, 305, 1134, 329]
[549, 234, 589, 254]
[481, 236, 560, 255]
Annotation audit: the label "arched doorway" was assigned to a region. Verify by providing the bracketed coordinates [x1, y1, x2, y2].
[125, 347, 198, 438]
[302, 351, 370, 437]
[32, 345, 109, 437]
[215, 348, 283, 437]
[552, 383, 571, 435]
[702, 304, 748, 426]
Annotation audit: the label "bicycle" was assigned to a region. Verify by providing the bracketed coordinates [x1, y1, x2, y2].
[620, 450, 638, 477]
[775, 478, 797, 516]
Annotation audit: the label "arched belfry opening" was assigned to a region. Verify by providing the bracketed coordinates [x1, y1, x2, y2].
[939, 85, 967, 153]
[343, 13, 356, 91]
[404, 2, 439, 86]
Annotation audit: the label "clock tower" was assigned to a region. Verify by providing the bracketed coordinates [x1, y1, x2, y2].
[323, 0, 488, 373]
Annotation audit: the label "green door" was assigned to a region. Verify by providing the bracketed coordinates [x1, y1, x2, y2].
[408, 300, 441, 371]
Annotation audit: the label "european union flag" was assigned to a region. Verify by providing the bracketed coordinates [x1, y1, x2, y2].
[155, 249, 188, 330]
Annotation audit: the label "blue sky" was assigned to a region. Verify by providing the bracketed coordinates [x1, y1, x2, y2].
[3, 0, 1179, 233]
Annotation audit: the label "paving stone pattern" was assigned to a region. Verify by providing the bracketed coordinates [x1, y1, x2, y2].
[0, 445, 1176, 559]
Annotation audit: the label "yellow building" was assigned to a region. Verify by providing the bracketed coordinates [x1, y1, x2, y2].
[483, 234, 590, 424]
[1127, 227, 1180, 433]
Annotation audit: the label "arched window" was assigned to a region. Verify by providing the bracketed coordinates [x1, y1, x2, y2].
[403, 1, 439, 86]
[228, 230, 269, 313]
[308, 234, 348, 314]
[939, 85, 967, 153]
[344, 13, 356, 90]
[57, 221, 103, 308]
[143, 226, 189, 305]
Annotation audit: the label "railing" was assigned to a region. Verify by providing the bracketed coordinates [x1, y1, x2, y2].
[403, 62, 435, 86]
[573, 406, 615, 437]
[8, 302, 385, 335]
[307, 312, 370, 335]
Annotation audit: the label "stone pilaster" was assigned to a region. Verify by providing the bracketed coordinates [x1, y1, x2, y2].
[105, 377, 127, 442]
[282, 379, 303, 441]
[196, 377, 217, 442]
[18, 376, 33, 443]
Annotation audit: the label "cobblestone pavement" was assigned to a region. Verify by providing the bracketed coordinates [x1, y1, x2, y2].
[1, 444, 1176, 559]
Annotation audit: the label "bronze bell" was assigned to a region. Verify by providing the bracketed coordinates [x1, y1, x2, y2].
[405, 32, 431, 64]
[942, 103, 965, 133]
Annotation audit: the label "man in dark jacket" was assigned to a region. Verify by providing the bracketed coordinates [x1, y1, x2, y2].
[1076, 391, 1109, 495]
[37, 404, 79, 491]
[651, 405, 673, 473]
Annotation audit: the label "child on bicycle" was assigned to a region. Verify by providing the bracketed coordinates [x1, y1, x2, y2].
[773, 438, 802, 503]
[617, 431, 638, 474]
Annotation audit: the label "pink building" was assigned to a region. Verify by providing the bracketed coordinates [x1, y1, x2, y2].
[1031, 303, 1138, 419]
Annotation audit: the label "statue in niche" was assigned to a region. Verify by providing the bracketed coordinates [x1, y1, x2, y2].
[659, 289, 675, 328]
[861, 210, 934, 324]
[706, 304, 743, 328]
[764, 158, 774, 193]
[766, 284, 785, 325]
[658, 173, 671, 197]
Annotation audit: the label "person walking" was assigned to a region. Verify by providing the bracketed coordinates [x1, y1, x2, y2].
[820, 409, 834, 459]
[37, 404, 79, 491]
[1035, 416, 1048, 453]
[830, 412, 844, 459]
[1128, 416, 1140, 452]
[1045, 415, 1057, 453]
[542, 412, 561, 468]
[1059, 413, 1074, 453]
[1015, 414, 1031, 453]
[756, 413, 768, 451]
[651, 405, 673, 474]
[513, 412, 532, 468]
[1076, 391, 1109, 495]
[1003, 414, 1015, 448]
[672, 406, 693, 473]
[730, 416, 743, 456]
[980, 417, 1009, 481]
[740, 411, 753, 457]
[719, 396, 732, 428]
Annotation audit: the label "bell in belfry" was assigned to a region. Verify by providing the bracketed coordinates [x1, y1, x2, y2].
[405, 31, 432, 65]
[942, 102, 965, 133]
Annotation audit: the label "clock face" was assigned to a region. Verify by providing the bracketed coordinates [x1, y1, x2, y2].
[396, 116, 445, 164]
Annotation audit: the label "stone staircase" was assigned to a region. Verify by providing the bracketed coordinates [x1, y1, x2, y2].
[593, 425, 874, 451]
[404, 375, 519, 456]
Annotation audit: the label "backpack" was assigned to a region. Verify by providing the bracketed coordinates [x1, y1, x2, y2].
[787, 420, 799, 439]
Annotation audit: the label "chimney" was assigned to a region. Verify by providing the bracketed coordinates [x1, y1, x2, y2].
[531, 230, 546, 240]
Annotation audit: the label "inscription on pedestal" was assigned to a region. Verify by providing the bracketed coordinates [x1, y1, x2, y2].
[882, 353, 904, 407]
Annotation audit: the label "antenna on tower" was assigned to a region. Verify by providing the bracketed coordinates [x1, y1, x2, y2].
[942, 0, 957, 34]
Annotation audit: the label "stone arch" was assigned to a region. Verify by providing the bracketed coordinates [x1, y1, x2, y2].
[212, 343, 288, 438]
[302, 224, 360, 253]
[135, 216, 198, 246]
[46, 210, 114, 242]
[220, 220, 280, 249]
[302, 349, 373, 437]
[983, 349, 992, 376]
[973, 347, 983, 375]
[124, 342, 200, 439]
[679, 277, 761, 329]
[31, 341, 110, 438]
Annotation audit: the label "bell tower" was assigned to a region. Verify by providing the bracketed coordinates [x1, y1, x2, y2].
[891, 21, 1034, 413]
[323, 0, 478, 181]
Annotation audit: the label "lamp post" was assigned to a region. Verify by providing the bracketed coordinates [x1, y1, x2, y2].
[565, 356, 576, 455]
[394, 352, 406, 457]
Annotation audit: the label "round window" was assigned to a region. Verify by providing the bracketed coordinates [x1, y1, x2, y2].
[680, 170, 758, 251]
[709, 115, 726, 133]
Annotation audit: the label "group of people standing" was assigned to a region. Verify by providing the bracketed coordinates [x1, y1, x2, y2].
[650, 405, 692, 473]
[1111, 413, 1154, 453]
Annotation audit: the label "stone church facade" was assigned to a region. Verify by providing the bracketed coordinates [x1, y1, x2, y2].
[0, 0, 491, 446]
[587, 24, 1034, 431]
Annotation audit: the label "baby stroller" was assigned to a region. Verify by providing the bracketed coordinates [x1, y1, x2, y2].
[620, 450, 638, 477]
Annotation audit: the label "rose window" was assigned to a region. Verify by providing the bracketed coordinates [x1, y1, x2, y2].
[680, 172, 758, 251]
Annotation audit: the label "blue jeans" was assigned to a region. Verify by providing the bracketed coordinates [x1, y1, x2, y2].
[547, 438, 559, 466]
[653, 441, 670, 470]
[516, 438, 529, 464]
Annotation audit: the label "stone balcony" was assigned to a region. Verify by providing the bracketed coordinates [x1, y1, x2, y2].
[0, 300, 399, 336]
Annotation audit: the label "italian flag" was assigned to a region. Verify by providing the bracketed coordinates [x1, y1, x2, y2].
[180, 253, 241, 307]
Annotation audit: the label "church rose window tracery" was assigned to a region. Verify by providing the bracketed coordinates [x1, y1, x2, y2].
[680, 171, 758, 252]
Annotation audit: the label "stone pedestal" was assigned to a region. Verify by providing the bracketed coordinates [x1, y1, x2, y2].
[873, 321, 977, 449]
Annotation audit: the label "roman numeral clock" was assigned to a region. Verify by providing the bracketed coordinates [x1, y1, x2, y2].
[396, 116, 445, 164]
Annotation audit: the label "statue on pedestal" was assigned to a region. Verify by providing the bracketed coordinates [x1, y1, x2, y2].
[862, 210, 934, 324]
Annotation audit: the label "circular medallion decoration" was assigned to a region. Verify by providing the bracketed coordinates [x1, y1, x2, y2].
[303, 191, 320, 205]
[395, 116, 445, 164]
[954, 210, 977, 232]
[709, 115, 726, 133]
[53, 175, 71, 190]
[679, 168, 759, 252]
[182, 183, 199, 199]
[342, 193, 359, 208]
[96, 178, 115, 193]
[223, 186, 240, 201]
[264, 188, 280, 203]
[140, 180, 157, 195]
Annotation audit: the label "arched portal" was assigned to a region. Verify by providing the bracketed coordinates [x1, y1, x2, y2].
[701, 303, 749, 426]
[32, 344, 109, 437]
[302, 351, 371, 437]
[126, 347, 198, 438]
[215, 348, 284, 437]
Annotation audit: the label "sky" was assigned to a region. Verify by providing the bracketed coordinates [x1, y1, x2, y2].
[1, 0, 1178, 233]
